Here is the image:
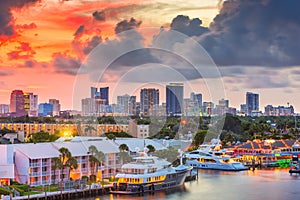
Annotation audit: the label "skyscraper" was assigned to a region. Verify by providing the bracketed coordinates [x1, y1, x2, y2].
[246, 92, 259, 116]
[129, 96, 137, 115]
[10, 90, 26, 117]
[24, 92, 38, 116]
[140, 88, 159, 116]
[38, 103, 53, 117]
[117, 94, 131, 115]
[100, 87, 109, 105]
[49, 99, 61, 116]
[91, 87, 98, 98]
[166, 83, 183, 116]
[219, 98, 229, 108]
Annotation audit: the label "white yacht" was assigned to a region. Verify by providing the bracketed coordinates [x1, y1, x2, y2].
[184, 141, 248, 171]
[111, 153, 191, 194]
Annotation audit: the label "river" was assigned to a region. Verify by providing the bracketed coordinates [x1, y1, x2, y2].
[75, 169, 300, 200]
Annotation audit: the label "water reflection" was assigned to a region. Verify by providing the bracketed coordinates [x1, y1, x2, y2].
[75, 169, 300, 200]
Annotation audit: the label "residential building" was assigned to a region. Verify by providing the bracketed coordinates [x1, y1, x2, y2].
[140, 88, 159, 116]
[166, 83, 183, 116]
[82, 98, 95, 116]
[128, 120, 149, 138]
[0, 145, 14, 185]
[24, 92, 38, 117]
[117, 94, 131, 115]
[128, 96, 137, 115]
[264, 105, 295, 116]
[10, 90, 26, 117]
[49, 99, 61, 116]
[100, 87, 109, 105]
[0, 123, 128, 138]
[38, 103, 53, 117]
[203, 102, 214, 115]
[246, 92, 259, 116]
[13, 140, 120, 186]
[0, 104, 9, 115]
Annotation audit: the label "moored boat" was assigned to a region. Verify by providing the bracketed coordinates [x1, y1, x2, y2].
[184, 140, 248, 171]
[110, 152, 191, 194]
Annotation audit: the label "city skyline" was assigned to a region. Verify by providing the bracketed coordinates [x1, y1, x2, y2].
[1, 1, 300, 112]
[0, 86, 297, 116]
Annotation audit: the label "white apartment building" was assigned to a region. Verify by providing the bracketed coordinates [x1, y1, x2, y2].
[13, 139, 120, 186]
[0, 145, 14, 185]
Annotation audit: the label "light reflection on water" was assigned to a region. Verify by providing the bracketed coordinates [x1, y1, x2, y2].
[76, 169, 300, 200]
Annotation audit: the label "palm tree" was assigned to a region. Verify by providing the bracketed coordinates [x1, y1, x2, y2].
[51, 157, 62, 184]
[88, 145, 106, 182]
[66, 157, 78, 180]
[88, 145, 99, 181]
[118, 143, 131, 164]
[119, 144, 129, 152]
[58, 147, 72, 182]
[146, 144, 155, 153]
[85, 125, 96, 136]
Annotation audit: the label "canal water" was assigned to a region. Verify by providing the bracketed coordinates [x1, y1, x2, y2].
[75, 169, 300, 200]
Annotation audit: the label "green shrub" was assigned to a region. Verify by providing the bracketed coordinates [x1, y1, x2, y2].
[0, 187, 11, 195]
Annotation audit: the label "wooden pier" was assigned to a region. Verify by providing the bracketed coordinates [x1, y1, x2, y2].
[12, 185, 113, 200]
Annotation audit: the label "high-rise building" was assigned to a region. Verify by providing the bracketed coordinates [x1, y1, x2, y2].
[82, 98, 95, 116]
[10, 90, 26, 117]
[100, 87, 109, 105]
[129, 96, 137, 115]
[49, 99, 61, 116]
[38, 103, 53, 117]
[0, 104, 9, 115]
[246, 92, 259, 116]
[91, 87, 109, 105]
[203, 102, 214, 115]
[140, 88, 159, 116]
[91, 87, 99, 98]
[117, 94, 131, 115]
[190, 92, 202, 107]
[24, 92, 38, 116]
[166, 83, 183, 116]
[219, 98, 229, 108]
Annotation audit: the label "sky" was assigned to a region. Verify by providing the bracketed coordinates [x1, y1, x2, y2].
[1, 0, 300, 112]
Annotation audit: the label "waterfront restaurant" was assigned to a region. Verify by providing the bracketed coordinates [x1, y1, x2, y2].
[229, 139, 300, 167]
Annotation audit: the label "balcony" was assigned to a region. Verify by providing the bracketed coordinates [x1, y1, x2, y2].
[81, 168, 88, 172]
[30, 163, 40, 168]
[42, 162, 50, 166]
[42, 180, 50, 185]
[29, 172, 40, 177]
[42, 171, 50, 176]
[30, 182, 40, 186]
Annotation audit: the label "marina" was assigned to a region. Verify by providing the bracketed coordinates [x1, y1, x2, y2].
[70, 169, 300, 200]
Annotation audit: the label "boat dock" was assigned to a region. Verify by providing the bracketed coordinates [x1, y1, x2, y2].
[12, 185, 113, 200]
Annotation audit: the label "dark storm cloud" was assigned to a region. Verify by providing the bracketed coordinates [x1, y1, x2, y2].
[197, 0, 300, 66]
[170, 15, 209, 37]
[244, 75, 290, 89]
[74, 25, 85, 38]
[115, 18, 142, 34]
[92, 11, 105, 21]
[52, 53, 81, 75]
[83, 35, 102, 55]
[0, 0, 39, 37]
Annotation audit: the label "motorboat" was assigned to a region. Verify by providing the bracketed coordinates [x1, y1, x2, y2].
[184, 140, 248, 171]
[110, 151, 192, 194]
